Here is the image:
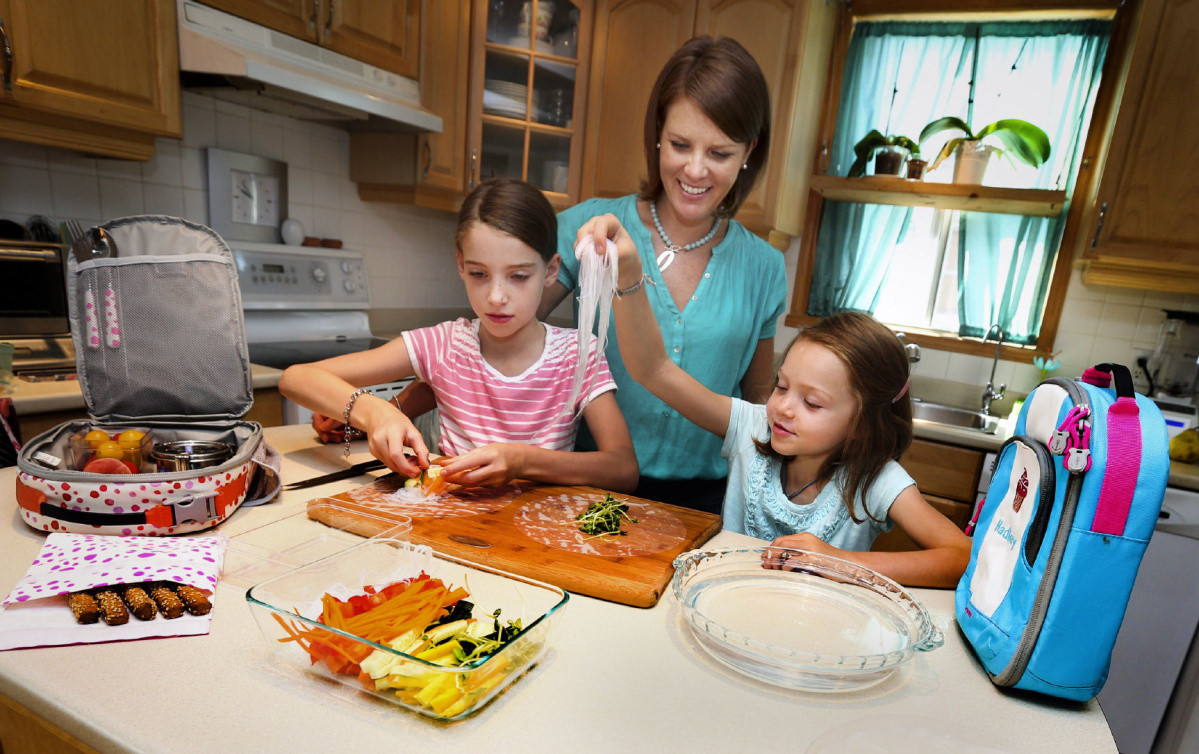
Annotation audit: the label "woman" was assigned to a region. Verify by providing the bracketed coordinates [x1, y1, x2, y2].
[539, 36, 787, 514]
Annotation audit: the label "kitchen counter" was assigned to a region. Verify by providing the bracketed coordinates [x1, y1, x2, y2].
[5, 364, 284, 415]
[0, 424, 1116, 753]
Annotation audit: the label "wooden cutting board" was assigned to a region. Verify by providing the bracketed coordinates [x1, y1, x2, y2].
[309, 475, 722, 608]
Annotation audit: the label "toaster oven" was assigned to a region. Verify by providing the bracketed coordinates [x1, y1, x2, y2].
[0, 240, 75, 375]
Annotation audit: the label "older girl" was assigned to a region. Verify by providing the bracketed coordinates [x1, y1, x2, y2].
[280, 179, 638, 492]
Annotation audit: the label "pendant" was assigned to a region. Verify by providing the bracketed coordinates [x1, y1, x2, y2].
[656, 244, 682, 271]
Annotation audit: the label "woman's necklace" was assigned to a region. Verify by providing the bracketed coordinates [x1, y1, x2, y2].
[649, 201, 720, 272]
[782, 467, 819, 500]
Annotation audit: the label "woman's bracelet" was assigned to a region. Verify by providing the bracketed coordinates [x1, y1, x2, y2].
[615, 273, 656, 299]
[341, 387, 369, 457]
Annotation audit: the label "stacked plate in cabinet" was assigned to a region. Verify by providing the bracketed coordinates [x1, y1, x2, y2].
[484, 79, 537, 119]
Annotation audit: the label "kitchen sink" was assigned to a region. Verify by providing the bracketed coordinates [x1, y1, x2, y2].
[911, 399, 1000, 434]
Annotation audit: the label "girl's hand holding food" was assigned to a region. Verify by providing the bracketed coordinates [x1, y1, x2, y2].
[437, 443, 526, 487]
[362, 404, 429, 478]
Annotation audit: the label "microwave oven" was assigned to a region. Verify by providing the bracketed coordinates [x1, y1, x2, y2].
[0, 240, 75, 374]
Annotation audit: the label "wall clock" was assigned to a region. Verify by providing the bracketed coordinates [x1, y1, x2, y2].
[206, 148, 289, 243]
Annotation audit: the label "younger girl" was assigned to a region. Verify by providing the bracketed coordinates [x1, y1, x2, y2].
[578, 215, 970, 587]
[279, 180, 638, 492]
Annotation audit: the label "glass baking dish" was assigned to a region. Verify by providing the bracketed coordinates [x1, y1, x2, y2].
[244, 529, 569, 721]
[672, 547, 943, 692]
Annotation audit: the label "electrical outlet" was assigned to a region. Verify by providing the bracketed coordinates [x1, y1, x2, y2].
[1131, 350, 1154, 392]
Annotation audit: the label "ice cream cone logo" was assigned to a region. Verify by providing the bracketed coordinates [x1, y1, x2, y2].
[1013, 468, 1029, 513]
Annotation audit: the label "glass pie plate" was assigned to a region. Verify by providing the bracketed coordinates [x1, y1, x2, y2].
[672, 547, 943, 692]
[245, 529, 568, 721]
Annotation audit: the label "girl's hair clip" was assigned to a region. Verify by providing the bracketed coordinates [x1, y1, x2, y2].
[892, 379, 910, 403]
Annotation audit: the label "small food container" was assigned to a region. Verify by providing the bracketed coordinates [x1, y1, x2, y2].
[244, 524, 568, 721]
[672, 547, 943, 692]
[68, 426, 153, 472]
[150, 440, 234, 472]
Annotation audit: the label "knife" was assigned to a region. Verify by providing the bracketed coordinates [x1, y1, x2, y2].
[282, 459, 388, 491]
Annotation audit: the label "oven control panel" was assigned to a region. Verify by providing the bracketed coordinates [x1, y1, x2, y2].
[231, 243, 370, 309]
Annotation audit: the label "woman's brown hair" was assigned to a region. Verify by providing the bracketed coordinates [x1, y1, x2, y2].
[455, 178, 557, 262]
[639, 36, 771, 218]
[754, 312, 913, 523]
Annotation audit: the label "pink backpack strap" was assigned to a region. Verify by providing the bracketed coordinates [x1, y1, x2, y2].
[1089, 364, 1141, 536]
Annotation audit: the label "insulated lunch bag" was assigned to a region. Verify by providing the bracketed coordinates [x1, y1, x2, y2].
[955, 363, 1169, 701]
[14, 216, 278, 535]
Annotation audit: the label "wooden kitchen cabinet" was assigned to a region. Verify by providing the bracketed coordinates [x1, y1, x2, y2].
[1076, 0, 1199, 294]
[358, 0, 595, 212]
[871, 437, 984, 553]
[0, 0, 181, 161]
[0, 690, 94, 754]
[581, 0, 837, 246]
[201, 0, 420, 78]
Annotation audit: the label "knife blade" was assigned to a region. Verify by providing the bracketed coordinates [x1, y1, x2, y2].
[282, 459, 388, 491]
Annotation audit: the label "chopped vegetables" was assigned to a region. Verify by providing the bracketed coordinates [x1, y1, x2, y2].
[271, 573, 530, 718]
[402, 464, 446, 496]
[576, 493, 639, 539]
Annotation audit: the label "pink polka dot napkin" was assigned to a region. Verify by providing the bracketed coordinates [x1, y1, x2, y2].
[0, 533, 227, 650]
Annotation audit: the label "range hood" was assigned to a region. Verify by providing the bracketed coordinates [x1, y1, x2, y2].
[177, 0, 441, 133]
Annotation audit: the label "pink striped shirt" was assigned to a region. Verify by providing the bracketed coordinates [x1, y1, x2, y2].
[403, 318, 616, 456]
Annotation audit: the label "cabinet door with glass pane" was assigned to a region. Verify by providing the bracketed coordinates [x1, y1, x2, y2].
[467, 0, 592, 207]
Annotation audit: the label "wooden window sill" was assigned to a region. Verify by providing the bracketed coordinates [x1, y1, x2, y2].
[810, 174, 1067, 217]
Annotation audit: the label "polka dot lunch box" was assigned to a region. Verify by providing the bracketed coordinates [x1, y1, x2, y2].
[14, 216, 276, 535]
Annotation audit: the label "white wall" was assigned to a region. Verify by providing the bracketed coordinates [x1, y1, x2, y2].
[0, 92, 465, 312]
[776, 237, 1199, 398]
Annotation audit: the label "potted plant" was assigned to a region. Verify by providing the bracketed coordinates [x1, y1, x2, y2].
[919, 116, 1051, 184]
[848, 130, 920, 178]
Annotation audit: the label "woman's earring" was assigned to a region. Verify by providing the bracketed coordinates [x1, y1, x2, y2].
[742, 163, 748, 170]
[656, 142, 661, 150]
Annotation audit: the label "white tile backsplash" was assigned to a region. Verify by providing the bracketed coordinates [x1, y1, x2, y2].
[0, 92, 462, 313]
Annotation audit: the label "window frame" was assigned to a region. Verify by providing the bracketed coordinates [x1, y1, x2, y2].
[785, 0, 1137, 365]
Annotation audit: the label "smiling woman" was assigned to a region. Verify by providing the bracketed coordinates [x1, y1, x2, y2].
[540, 37, 787, 514]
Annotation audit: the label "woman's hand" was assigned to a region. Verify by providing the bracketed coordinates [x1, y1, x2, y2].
[436, 443, 526, 487]
[576, 213, 643, 287]
[311, 413, 346, 444]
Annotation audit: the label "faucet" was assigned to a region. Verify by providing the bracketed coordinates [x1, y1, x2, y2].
[980, 324, 1007, 416]
[895, 332, 921, 364]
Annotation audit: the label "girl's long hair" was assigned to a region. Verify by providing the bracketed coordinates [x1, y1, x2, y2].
[754, 312, 913, 522]
[455, 178, 557, 261]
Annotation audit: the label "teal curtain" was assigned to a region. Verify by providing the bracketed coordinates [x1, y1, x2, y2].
[810, 23, 973, 315]
[809, 20, 1111, 346]
[957, 22, 1111, 344]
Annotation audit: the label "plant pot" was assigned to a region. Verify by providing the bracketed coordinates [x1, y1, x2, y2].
[873, 146, 908, 176]
[905, 159, 927, 180]
[953, 141, 994, 184]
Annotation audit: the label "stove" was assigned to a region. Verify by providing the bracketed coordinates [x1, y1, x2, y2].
[232, 242, 412, 424]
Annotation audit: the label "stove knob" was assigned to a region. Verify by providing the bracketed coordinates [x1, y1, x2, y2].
[311, 265, 327, 283]
[341, 260, 353, 273]
[344, 279, 356, 292]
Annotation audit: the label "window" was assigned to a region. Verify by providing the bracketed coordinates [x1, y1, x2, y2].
[792, 9, 1120, 353]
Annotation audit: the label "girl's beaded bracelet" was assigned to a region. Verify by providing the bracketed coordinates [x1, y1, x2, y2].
[341, 388, 369, 457]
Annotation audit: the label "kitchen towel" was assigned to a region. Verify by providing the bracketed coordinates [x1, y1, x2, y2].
[0, 532, 226, 650]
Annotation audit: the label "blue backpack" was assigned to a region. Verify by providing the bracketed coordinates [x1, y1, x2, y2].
[955, 363, 1169, 701]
